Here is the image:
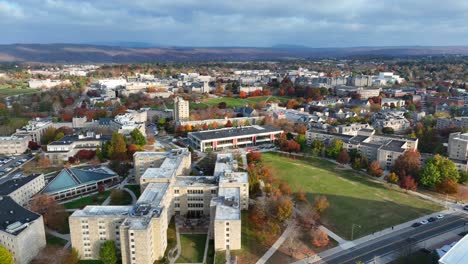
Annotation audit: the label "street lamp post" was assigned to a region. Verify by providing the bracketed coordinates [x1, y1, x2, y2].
[351, 224, 362, 241]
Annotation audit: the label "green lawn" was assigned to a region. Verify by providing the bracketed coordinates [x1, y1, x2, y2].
[109, 190, 133, 205]
[262, 153, 443, 240]
[214, 250, 226, 264]
[191, 96, 290, 109]
[0, 87, 40, 96]
[46, 234, 68, 246]
[63, 190, 111, 209]
[176, 234, 207, 263]
[124, 184, 141, 198]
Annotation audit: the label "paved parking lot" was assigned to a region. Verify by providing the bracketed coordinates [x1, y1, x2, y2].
[0, 153, 35, 184]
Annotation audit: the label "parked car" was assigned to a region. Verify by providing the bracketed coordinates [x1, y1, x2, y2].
[412, 222, 422, 227]
[428, 217, 437, 222]
[463, 205, 468, 211]
[420, 220, 429, 225]
[436, 214, 444, 219]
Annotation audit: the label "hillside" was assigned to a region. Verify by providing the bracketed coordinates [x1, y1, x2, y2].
[1, 44, 468, 63]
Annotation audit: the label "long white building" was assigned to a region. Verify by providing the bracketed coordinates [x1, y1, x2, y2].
[188, 125, 283, 152]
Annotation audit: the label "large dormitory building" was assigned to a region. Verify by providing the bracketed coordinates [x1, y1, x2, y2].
[70, 149, 248, 263]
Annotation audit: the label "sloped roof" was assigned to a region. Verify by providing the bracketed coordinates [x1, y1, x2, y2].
[43, 168, 117, 194]
[0, 196, 40, 236]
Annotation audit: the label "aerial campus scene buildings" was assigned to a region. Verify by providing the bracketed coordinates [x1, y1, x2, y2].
[1, 1, 468, 264]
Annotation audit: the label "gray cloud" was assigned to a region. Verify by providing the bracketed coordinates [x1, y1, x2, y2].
[1, 0, 468, 47]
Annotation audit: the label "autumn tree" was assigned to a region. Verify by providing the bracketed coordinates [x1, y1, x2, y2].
[419, 155, 459, 188]
[147, 135, 155, 145]
[386, 172, 399, 184]
[337, 149, 350, 165]
[326, 139, 343, 159]
[399, 175, 418, 191]
[279, 182, 292, 196]
[298, 203, 320, 228]
[65, 248, 80, 264]
[247, 151, 262, 164]
[239, 91, 247, 98]
[275, 196, 294, 222]
[310, 228, 329, 247]
[0, 245, 13, 264]
[295, 188, 307, 203]
[313, 195, 329, 214]
[37, 156, 52, 168]
[391, 150, 421, 180]
[435, 179, 458, 194]
[127, 144, 143, 156]
[108, 132, 127, 160]
[30, 194, 68, 232]
[367, 161, 383, 177]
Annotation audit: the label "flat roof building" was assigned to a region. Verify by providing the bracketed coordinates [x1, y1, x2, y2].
[188, 125, 283, 152]
[0, 135, 29, 155]
[14, 118, 53, 143]
[45, 132, 110, 165]
[70, 149, 248, 263]
[307, 128, 418, 169]
[448, 132, 468, 161]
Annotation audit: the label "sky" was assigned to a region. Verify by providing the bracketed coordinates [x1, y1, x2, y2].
[1, 0, 468, 47]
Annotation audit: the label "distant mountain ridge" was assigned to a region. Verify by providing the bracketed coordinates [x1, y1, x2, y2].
[0, 43, 467, 63]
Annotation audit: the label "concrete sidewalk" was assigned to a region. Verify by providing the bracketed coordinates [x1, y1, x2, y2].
[256, 221, 296, 264]
[319, 225, 347, 244]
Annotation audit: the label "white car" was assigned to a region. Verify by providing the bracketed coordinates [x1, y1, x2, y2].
[420, 220, 429, 225]
[436, 214, 444, 219]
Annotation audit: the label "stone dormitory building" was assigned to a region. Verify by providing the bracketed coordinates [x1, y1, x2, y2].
[70, 149, 248, 264]
[0, 174, 47, 264]
[307, 128, 418, 170]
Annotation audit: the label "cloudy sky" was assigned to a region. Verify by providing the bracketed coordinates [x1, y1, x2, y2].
[1, 0, 468, 47]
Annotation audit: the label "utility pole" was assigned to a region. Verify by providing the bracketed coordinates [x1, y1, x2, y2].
[351, 223, 362, 241]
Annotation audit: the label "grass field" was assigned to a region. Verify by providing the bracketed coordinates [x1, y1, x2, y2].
[262, 153, 443, 240]
[63, 190, 111, 209]
[45, 234, 68, 246]
[109, 190, 133, 205]
[0, 86, 40, 96]
[191, 96, 290, 109]
[176, 234, 207, 263]
[124, 184, 141, 198]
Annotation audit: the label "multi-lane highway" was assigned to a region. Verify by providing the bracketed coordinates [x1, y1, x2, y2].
[316, 213, 468, 264]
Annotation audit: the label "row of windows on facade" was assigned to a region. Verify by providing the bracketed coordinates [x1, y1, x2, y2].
[175, 189, 217, 194]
